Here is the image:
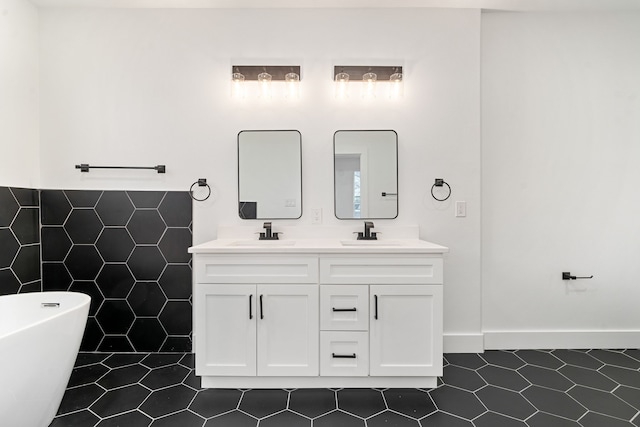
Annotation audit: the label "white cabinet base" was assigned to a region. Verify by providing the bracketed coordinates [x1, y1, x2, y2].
[191, 243, 447, 390]
[200, 375, 438, 389]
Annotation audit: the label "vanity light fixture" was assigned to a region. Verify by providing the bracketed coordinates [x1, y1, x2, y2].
[334, 70, 350, 99]
[230, 65, 301, 100]
[362, 71, 377, 100]
[231, 70, 246, 99]
[333, 66, 403, 100]
[389, 69, 403, 99]
[285, 71, 300, 99]
[257, 70, 272, 99]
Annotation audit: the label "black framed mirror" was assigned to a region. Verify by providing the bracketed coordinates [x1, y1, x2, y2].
[238, 130, 302, 219]
[334, 130, 398, 219]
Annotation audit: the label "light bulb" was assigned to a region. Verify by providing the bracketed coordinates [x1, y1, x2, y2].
[231, 72, 245, 99]
[362, 72, 377, 100]
[335, 71, 349, 99]
[389, 72, 403, 99]
[285, 72, 300, 99]
[258, 72, 272, 99]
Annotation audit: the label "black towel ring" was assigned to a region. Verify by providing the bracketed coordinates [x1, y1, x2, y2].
[431, 178, 451, 202]
[190, 178, 211, 202]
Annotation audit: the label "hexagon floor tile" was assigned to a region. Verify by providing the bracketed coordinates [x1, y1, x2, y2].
[48, 350, 640, 427]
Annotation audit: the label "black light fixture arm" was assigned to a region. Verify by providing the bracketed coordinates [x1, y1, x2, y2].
[333, 65, 402, 80]
[231, 65, 301, 81]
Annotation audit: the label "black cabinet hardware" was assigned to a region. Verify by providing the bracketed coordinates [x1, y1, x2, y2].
[332, 353, 357, 359]
[259, 295, 264, 319]
[332, 307, 357, 312]
[249, 294, 253, 319]
[374, 295, 378, 319]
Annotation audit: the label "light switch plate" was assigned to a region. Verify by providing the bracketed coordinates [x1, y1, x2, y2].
[455, 201, 466, 217]
[311, 208, 322, 224]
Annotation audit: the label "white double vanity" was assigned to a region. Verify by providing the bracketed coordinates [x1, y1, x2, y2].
[189, 226, 448, 389]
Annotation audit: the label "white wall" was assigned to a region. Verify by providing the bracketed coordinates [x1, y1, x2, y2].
[482, 12, 640, 348]
[38, 8, 482, 347]
[0, 0, 39, 188]
[18, 6, 640, 350]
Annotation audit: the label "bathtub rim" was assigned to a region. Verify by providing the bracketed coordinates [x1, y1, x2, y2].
[0, 291, 91, 341]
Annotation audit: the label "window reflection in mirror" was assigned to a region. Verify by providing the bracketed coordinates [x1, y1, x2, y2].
[238, 130, 302, 219]
[334, 130, 398, 219]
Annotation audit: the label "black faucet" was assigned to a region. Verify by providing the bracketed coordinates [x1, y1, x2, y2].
[356, 221, 377, 240]
[259, 222, 280, 240]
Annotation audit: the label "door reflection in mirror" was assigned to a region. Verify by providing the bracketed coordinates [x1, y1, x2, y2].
[335, 155, 362, 218]
[334, 130, 398, 219]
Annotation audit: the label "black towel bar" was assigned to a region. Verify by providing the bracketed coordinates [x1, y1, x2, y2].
[562, 272, 594, 280]
[75, 164, 166, 173]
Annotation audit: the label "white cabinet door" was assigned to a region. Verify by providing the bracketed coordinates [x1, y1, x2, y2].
[257, 284, 319, 376]
[195, 284, 257, 377]
[369, 285, 443, 377]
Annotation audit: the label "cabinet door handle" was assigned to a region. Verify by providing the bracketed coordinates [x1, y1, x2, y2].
[374, 295, 378, 319]
[259, 294, 264, 319]
[332, 353, 357, 359]
[332, 307, 357, 312]
[249, 294, 253, 320]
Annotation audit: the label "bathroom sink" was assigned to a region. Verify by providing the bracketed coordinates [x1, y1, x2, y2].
[228, 240, 296, 247]
[340, 240, 404, 247]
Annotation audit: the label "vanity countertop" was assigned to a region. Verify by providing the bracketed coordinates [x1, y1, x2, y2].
[188, 238, 449, 254]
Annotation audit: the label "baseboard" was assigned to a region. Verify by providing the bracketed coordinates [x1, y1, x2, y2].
[444, 333, 485, 353]
[484, 330, 640, 350]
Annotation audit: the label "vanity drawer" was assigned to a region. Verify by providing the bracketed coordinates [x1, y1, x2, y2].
[319, 256, 442, 285]
[195, 255, 318, 284]
[320, 285, 369, 331]
[320, 331, 369, 377]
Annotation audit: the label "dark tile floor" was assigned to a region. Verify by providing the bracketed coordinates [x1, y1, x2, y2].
[49, 349, 640, 427]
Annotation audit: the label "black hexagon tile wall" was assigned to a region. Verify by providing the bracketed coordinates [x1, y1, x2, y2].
[0, 186, 193, 352]
[0, 187, 41, 294]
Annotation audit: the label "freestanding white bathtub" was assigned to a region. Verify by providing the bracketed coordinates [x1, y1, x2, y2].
[0, 291, 90, 427]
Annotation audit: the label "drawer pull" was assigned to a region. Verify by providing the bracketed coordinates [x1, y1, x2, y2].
[249, 294, 253, 320]
[332, 307, 357, 312]
[332, 353, 357, 359]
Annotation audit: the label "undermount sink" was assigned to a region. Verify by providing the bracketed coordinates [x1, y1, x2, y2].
[340, 240, 404, 246]
[228, 240, 296, 247]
